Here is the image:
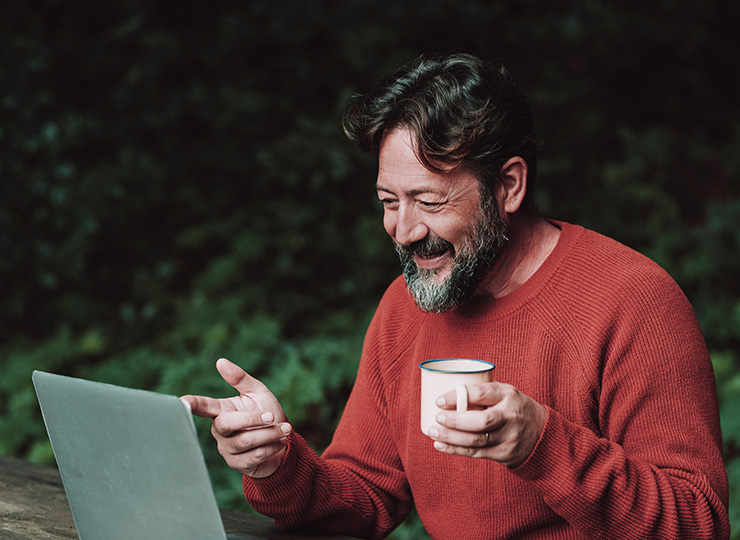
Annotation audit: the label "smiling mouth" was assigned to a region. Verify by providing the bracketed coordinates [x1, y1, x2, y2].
[414, 248, 452, 270]
[396, 235, 456, 272]
[416, 246, 446, 258]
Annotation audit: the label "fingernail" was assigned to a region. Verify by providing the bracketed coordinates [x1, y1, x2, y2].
[436, 414, 446, 425]
[428, 427, 439, 438]
[280, 423, 292, 435]
[436, 397, 446, 407]
[434, 441, 446, 451]
[261, 412, 274, 424]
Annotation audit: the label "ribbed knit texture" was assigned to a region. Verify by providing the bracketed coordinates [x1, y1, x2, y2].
[243, 222, 730, 540]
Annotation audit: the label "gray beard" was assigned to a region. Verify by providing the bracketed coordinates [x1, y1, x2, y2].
[395, 201, 509, 313]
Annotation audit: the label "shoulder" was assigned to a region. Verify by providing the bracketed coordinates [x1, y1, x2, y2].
[536, 225, 711, 400]
[555, 222, 685, 299]
[546, 222, 702, 344]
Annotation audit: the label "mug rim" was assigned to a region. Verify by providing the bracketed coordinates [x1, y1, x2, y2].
[418, 358, 495, 374]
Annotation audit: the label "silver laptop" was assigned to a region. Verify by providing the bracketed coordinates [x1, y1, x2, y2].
[33, 370, 258, 540]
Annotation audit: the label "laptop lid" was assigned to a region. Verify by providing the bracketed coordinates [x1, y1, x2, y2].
[32, 370, 229, 540]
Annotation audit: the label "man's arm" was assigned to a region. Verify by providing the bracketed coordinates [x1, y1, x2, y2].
[430, 275, 730, 539]
[184, 309, 414, 540]
[241, 328, 414, 540]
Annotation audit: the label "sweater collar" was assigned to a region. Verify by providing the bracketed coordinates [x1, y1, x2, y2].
[441, 220, 584, 323]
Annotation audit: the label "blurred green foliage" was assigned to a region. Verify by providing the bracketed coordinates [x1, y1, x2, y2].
[1, 1, 738, 538]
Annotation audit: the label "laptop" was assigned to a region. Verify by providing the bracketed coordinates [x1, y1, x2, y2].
[32, 370, 259, 540]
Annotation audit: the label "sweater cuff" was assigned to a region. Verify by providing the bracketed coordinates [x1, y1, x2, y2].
[242, 431, 312, 504]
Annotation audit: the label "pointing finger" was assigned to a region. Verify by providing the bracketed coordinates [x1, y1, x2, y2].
[180, 395, 223, 419]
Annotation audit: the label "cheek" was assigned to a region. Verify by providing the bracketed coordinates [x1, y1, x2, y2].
[436, 220, 474, 252]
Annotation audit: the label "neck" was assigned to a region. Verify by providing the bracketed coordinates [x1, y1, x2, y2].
[476, 214, 561, 299]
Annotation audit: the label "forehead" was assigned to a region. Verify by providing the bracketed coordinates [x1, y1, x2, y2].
[377, 128, 480, 196]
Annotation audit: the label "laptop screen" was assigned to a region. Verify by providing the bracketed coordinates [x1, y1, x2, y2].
[33, 370, 228, 540]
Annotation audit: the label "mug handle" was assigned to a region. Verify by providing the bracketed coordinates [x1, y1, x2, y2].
[454, 382, 468, 412]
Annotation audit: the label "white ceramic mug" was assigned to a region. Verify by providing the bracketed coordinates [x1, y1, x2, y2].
[419, 358, 495, 436]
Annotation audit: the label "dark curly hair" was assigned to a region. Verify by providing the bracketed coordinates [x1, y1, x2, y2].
[343, 53, 541, 211]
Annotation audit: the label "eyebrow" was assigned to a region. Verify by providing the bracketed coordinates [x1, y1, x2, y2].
[375, 184, 438, 197]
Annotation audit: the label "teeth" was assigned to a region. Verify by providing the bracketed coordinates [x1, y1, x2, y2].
[418, 250, 446, 259]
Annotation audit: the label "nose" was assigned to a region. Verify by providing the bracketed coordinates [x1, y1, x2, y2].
[385, 204, 429, 246]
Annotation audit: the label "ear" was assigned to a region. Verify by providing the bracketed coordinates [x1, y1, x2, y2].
[496, 157, 528, 215]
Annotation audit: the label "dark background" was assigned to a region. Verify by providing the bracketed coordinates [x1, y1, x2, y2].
[1, 1, 738, 537]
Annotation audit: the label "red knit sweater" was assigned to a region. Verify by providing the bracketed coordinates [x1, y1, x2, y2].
[243, 222, 730, 539]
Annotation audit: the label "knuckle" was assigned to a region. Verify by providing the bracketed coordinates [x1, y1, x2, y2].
[482, 408, 497, 426]
[251, 446, 266, 462]
[466, 384, 484, 401]
[469, 446, 488, 459]
[212, 416, 227, 434]
[211, 420, 225, 438]
[484, 410, 502, 431]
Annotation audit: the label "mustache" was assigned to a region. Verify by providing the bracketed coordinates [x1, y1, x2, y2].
[394, 234, 455, 259]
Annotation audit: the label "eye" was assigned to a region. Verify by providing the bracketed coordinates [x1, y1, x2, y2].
[418, 200, 443, 209]
[379, 198, 398, 209]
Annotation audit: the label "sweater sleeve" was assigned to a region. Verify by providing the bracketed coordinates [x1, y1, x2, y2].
[242, 287, 414, 540]
[511, 271, 730, 539]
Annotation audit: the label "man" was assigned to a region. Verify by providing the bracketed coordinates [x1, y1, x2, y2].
[183, 53, 730, 539]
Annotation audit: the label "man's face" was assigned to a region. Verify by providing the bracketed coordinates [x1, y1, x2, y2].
[376, 128, 508, 312]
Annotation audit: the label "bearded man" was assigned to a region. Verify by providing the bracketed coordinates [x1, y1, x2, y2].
[184, 53, 730, 539]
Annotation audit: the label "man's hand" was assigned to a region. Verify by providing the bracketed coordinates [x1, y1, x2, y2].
[180, 358, 291, 479]
[427, 382, 547, 468]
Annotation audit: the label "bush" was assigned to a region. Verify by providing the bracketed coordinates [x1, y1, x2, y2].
[1, 1, 738, 538]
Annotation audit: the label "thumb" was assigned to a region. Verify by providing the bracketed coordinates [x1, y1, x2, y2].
[216, 357, 267, 395]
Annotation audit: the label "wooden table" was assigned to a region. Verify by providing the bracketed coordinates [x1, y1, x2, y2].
[0, 455, 355, 539]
